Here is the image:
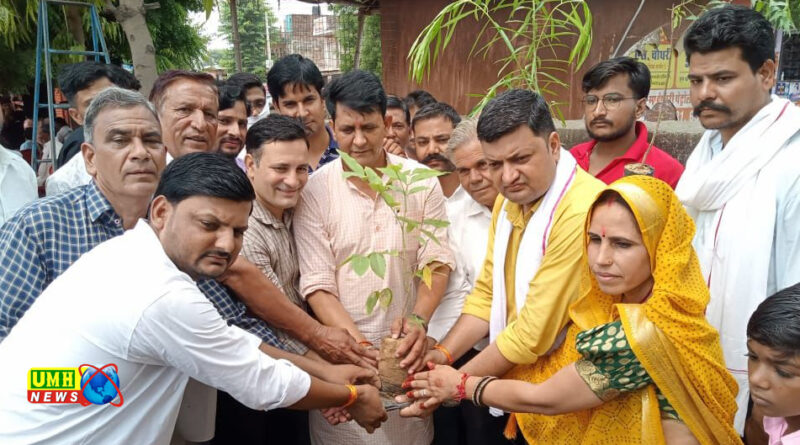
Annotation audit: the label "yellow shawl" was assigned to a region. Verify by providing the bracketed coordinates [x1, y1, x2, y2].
[504, 176, 740, 444]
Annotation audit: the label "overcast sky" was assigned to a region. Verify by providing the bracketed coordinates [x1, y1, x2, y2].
[191, 0, 332, 50]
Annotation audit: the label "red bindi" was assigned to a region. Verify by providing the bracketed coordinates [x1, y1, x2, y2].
[601, 227, 606, 237]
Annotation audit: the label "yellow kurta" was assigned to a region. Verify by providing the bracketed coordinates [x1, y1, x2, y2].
[506, 176, 741, 444]
[461, 168, 604, 364]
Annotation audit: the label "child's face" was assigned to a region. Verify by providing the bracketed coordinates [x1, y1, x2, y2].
[747, 339, 800, 418]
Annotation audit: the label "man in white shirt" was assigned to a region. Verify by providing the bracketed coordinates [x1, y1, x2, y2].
[411, 102, 469, 345]
[0, 152, 387, 444]
[0, 106, 37, 225]
[675, 5, 800, 437]
[431, 116, 509, 445]
[46, 61, 142, 196]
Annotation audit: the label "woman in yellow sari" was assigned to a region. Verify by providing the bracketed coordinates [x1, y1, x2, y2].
[403, 176, 741, 444]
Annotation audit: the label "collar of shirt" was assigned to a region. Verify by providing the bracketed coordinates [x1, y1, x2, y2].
[504, 196, 542, 229]
[572, 121, 650, 171]
[251, 199, 292, 230]
[309, 126, 339, 174]
[764, 416, 800, 444]
[85, 181, 123, 227]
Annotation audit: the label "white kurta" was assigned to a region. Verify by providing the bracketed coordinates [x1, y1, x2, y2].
[677, 98, 800, 432]
[428, 186, 476, 342]
[0, 221, 310, 444]
[0, 145, 37, 225]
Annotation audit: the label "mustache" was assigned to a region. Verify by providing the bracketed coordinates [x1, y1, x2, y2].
[590, 118, 613, 126]
[201, 250, 231, 262]
[421, 152, 453, 165]
[693, 100, 731, 117]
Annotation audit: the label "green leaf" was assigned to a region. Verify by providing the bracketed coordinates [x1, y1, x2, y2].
[342, 171, 362, 179]
[351, 255, 370, 276]
[420, 229, 442, 246]
[340, 152, 365, 177]
[365, 167, 383, 187]
[368, 253, 387, 279]
[379, 192, 399, 208]
[423, 218, 450, 228]
[366, 290, 380, 315]
[378, 166, 400, 181]
[396, 216, 420, 231]
[379, 288, 393, 309]
[408, 186, 428, 195]
[410, 168, 445, 182]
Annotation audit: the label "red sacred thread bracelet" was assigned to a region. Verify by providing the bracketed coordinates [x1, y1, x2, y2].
[455, 373, 470, 403]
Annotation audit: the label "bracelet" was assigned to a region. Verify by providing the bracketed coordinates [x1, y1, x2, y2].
[342, 384, 358, 408]
[407, 313, 428, 331]
[358, 340, 374, 347]
[454, 372, 470, 403]
[433, 344, 454, 365]
[473, 376, 498, 407]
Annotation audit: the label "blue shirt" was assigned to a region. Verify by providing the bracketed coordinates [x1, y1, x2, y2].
[0, 182, 280, 348]
[309, 126, 339, 174]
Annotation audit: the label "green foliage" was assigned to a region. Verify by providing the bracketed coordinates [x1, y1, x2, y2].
[0, 0, 207, 93]
[337, 152, 449, 315]
[330, 4, 382, 77]
[752, 0, 798, 34]
[407, 0, 592, 117]
[146, 0, 209, 71]
[218, 0, 280, 78]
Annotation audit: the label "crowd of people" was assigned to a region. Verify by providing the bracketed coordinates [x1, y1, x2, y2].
[0, 4, 798, 445]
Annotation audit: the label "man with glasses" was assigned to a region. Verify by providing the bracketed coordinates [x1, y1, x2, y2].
[570, 57, 684, 188]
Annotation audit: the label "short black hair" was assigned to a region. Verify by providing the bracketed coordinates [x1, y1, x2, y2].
[387, 95, 410, 125]
[227, 72, 265, 95]
[218, 82, 250, 115]
[58, 61, 141, 106]
[404, 90, 437, 110]
[267, 54, 324, 100]
[477, 89, 555, 143]
[412, 102, 461, 131]
[684, 5, 775, 72]
[325, 70, 386, 121]
[747, 283, 800, 358]
[582, 57, 651, 99]
[155, 152, 255, 205]
[245, 114, 308, 165]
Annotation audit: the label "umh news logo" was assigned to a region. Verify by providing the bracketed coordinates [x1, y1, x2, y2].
[27, 364, 124, 407]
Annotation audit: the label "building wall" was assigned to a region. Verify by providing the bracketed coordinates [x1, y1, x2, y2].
[276, 14, 340, 74]
[379, 0, 706, 118]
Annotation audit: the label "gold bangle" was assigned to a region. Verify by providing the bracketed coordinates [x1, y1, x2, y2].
[433, 344, 454, 365]
[342, 384, 358, 408]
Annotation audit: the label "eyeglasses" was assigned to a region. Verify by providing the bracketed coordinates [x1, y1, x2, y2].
[581, 94, 637, 110]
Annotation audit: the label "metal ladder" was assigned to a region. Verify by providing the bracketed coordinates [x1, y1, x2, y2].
[31, 0, 110, 171]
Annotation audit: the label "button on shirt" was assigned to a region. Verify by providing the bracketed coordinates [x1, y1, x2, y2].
[239, 200, 309, 355]
[0, 145, 37, 226]
[0, 182, 281, 348]
[0, 221, 310, 444]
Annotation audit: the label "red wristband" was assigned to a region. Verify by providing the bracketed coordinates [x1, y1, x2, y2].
[455, 373, 469, 402]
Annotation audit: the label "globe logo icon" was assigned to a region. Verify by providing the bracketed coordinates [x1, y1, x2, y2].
[79, 364, 123, 406]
